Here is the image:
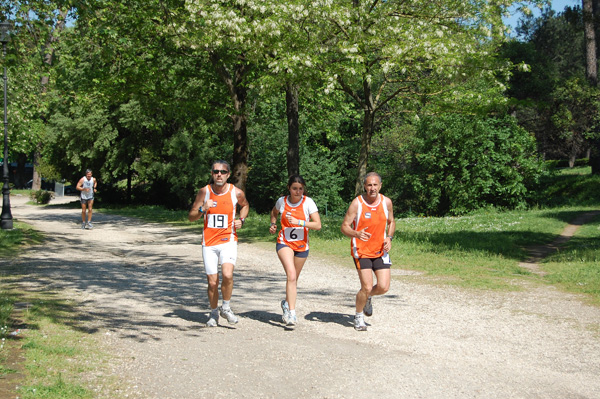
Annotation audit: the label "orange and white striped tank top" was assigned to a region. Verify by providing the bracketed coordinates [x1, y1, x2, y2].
[202, 183, 238, 247]
[351, 194, 389, 259]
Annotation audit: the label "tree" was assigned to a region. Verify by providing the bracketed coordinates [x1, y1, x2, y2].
[2, 0, 73, 190]
[583, 0, 600, 173]
[506, 6, 600, 165]
[44, 0, 230, 207]
[310, 0, 521, 196]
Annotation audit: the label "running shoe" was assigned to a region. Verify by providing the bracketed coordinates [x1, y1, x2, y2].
[286, 313, 297, 327]
[363, 296, 373, 317]
[281, 300, 290, 324]
[206, 310, 219, 327]
[219, 306, 239, 324]
[354, 314, 367, 331]
[281, 299, 289, 313]
[81, 222, 86, 229]
[87, 222, 93, 229]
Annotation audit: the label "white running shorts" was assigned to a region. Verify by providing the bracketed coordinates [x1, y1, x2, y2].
[202, 241, 238, 275]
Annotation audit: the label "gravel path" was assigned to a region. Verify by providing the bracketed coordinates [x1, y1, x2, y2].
[6, 194, 600, 399]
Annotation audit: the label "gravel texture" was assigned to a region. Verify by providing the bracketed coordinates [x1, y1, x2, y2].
[6, 194, 600, 399]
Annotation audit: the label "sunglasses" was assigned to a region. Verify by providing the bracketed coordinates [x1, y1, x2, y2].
[212, 169, 229, 175]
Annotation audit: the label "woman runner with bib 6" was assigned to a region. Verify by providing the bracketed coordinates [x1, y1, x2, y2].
[269, 175, 321, 327]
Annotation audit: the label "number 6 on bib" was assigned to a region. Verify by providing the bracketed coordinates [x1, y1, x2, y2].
[284, 227, 305, 241]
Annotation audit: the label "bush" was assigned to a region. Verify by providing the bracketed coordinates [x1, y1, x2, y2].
[30, 190, 54, 205]
[391, 114, 544, 216]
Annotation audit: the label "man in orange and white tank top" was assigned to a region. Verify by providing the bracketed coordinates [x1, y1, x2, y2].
[341, 172, 396, 331]
[189, 160, 249, 327]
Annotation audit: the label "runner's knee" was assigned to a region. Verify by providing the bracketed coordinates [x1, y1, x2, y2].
[207, 278, 219, 291]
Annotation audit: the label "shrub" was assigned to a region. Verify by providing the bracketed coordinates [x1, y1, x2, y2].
[393, 114, 544, 216]
[30, 190, 54, 205]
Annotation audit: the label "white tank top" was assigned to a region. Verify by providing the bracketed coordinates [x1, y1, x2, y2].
[81, 177, 95, 200]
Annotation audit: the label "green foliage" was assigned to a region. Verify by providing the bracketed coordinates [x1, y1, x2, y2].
[386, 114, 544, 216]
[505, 7, 598, 163]
[246, 88, 358, 215]
[29, 190, 54, 205]
[535, 170, 600, 207]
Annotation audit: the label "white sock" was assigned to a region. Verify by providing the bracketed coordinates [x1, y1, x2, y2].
[222, 300, 231, 310]
[290, 309, 296, 317]
[356, 311, 364, 318]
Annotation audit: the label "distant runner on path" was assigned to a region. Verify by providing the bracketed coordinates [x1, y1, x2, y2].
[188, 160, 249, 327]
[269, 175, 321, 327]
[341, 172, 395, 331]
[76, 169, 97, 230]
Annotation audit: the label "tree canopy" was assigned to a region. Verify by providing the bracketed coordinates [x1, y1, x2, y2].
[3, 0, 588, 216]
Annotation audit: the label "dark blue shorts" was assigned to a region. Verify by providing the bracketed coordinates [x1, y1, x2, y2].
[276, 243, 309, 258]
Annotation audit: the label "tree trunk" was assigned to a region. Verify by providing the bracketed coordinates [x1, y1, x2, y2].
[127, 164, 132, 204]
[354, 107, 376, 196]
[584, 0, 597, 85]
[209, 52, 250, 192]
[286, 83, 300, 177]
[231, 81, 248, 192]
[583, 0, 600, 174]
[353, 78, 376, 197]
[15, 153, 27, 189]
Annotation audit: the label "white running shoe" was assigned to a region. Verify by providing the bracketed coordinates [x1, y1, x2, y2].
[87, 222, 93, 229]
[286, 313, 297, 327]
[81, 222, 86, 229]
[219, 306, 239, 324]
[206, 311, 219, 327]
[363, 296, 373, 317]
[281, 300, 290, 324]
[354, 314, 367, 331]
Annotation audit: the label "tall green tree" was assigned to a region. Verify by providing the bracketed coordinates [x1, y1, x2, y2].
[1, 0, 73, 188]
[46, 0, 228, 207]
[506, 7, 600, 164]
[310, 0, 522, 196]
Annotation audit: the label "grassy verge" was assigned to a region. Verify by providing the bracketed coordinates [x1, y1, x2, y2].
[0, 223, 126, 399]
[543, 214, 600, 305]
[0, 221, 44, 258]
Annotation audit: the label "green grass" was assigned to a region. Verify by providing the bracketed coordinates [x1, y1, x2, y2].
[554, 166, 592, 175]
[0, 277, 127, 399]
[543, 214, 600, 305]
[0, 221, 128, 398]
[0, 221, 44, 257]
[536, 167, 600, 207]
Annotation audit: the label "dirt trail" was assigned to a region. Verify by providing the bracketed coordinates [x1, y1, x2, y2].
[518, 210, 600, 275]
[4, 195, 600, 399]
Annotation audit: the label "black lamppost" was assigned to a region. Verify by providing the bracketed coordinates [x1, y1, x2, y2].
[1, 20, 12, 230]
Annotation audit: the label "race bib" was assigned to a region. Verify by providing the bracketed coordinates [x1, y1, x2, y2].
[207, 214, 229, 229]
[284, 227, 305, 242]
